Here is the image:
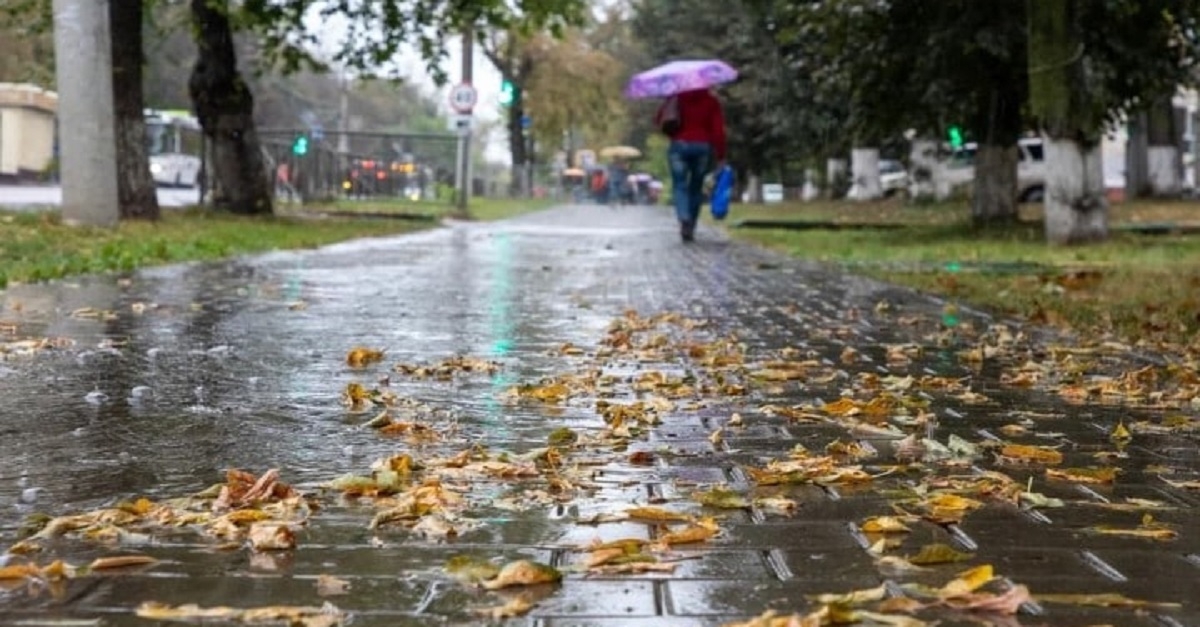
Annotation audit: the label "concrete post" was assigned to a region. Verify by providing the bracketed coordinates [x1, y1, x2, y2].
[52, 0, 119, 227]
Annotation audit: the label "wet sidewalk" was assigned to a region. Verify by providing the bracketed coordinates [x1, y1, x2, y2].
[1, 204, 1198, 626]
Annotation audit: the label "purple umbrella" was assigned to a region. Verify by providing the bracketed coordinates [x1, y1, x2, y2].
[624, 59, 738, 99]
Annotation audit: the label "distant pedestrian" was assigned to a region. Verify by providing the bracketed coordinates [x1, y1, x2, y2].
[655, 88, 727, 242]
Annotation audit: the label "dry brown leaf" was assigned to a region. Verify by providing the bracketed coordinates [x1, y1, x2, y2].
[0, 563, 44, 580]
[589, 561, 678, 575]
[938, 564, 995, 598]
[248, 523, 297, 551]
[657, 517, 719, 546]
[481, 560, 562, 590]
[346, 347, 385, 368]
[861, 516, 911, 534]
[476, 594, 535, 619]
[1035, 592, 1181, 608]
[88, 555, 158, 571]
[942, 584, 1031, 614]
[1045, 467, 1118, 484]
[625, 506, 692, 522]
[998, 444, 1063, 464]
[316, 574, 351, 597]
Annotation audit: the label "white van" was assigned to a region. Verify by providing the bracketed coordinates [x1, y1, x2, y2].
[941, 137, 1046, 202]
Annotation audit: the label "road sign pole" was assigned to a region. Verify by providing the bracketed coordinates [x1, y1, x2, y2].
[454, 29, 474, 216]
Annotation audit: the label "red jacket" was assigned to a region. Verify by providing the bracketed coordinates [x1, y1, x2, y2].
[656, 89, 727, 160]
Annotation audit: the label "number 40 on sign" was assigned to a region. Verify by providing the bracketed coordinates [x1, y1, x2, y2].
[449, 83, 477, 114]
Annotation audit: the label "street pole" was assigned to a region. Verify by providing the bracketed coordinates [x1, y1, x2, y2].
[455, 28, 473, 216]
[52, 0, 119, 226]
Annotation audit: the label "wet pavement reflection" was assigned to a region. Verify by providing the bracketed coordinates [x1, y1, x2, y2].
[0, 204, 1197, 625]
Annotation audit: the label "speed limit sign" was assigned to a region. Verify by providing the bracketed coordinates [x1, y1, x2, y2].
[448, 83, 478, 114]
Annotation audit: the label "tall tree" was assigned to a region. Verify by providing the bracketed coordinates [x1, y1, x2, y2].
[1028, 0, 1106, 244]
[110, 0, 160, 220]
[188, 0, 273, 214]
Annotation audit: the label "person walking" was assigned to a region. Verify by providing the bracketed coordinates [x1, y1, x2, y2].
[655, 88, 727, 242]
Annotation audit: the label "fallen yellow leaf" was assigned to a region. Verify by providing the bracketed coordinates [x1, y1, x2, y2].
[481, 560, 562, 590]
[939, 564, 995, 598]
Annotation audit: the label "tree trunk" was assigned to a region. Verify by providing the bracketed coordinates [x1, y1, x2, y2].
[187, 0, 272, 215]
[1125, 112, 1149, 198]
[1043, 137, 1107, 242]
[1146, 96, 1181, 196]
[110, 0, 159, 220]
[1027, 0, 1108, 245]
[848, 147, 881, 201]
[506, 91, 528, 197]
[971, 144, 1018, 223]
[909, 139, 938, 201]
[825, 158, 848, 199]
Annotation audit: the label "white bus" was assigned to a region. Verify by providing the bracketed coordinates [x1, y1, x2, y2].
[145, 109, 203, 188]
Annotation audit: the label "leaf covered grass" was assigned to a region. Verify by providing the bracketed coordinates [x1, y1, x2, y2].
[292, 196, 556, 221]
[0, 208, 430, 288]
[0, 197, 556, 288]
[725, 198, 1200, 349]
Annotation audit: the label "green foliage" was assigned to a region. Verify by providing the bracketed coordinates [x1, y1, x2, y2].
[237, 0, 589, 84]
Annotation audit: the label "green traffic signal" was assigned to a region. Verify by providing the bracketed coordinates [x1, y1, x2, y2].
[948, 125, 964, 149]
[499, 79, 515, 107]
[292, 135, 309, 156]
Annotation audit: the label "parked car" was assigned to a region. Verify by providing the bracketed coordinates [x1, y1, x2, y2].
[879, 159, 910, 197]
[846, 158, 910, 199]
[941, 137, 1046, 202]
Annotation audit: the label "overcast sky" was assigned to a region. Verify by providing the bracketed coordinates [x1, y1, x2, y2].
[311, 13, 508, 162]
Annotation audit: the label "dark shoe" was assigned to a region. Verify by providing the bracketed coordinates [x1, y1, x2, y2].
[680, 220, 696, 242]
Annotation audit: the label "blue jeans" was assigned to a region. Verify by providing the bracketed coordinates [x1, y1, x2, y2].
[668, 141, 713, 224]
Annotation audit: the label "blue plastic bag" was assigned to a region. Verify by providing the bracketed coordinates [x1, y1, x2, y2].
[710, 165, 734, 220]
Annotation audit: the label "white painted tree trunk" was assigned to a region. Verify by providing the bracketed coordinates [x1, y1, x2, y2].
[745, 172, 762, 203]
[1043, 136, 1108, 244]
[909, 139, 938, 200]
[802, 167, 820, 201]
[1147, 146, 1182, 196]
[826, 158, 847, 199]
[848, 147, 882, 201]
[53, 0, 119, 226]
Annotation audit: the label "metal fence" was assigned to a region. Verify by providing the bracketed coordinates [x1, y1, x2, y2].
[257, 129, 464, 205]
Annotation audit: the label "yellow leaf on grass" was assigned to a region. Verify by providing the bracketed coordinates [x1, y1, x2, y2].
[861, 516, 911, 534]
[481, 560, 562, 590]
[1110, 420, 1132, 442]
[998, 444, 1063, 465]
[939, 564, 995, 598]
[346, 347, 385, 368]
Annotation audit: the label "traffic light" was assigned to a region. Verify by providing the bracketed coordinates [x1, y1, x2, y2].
[947, 125, 964, 149]
[499, 79, 516, 107]
[292, 135, 309, 156]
